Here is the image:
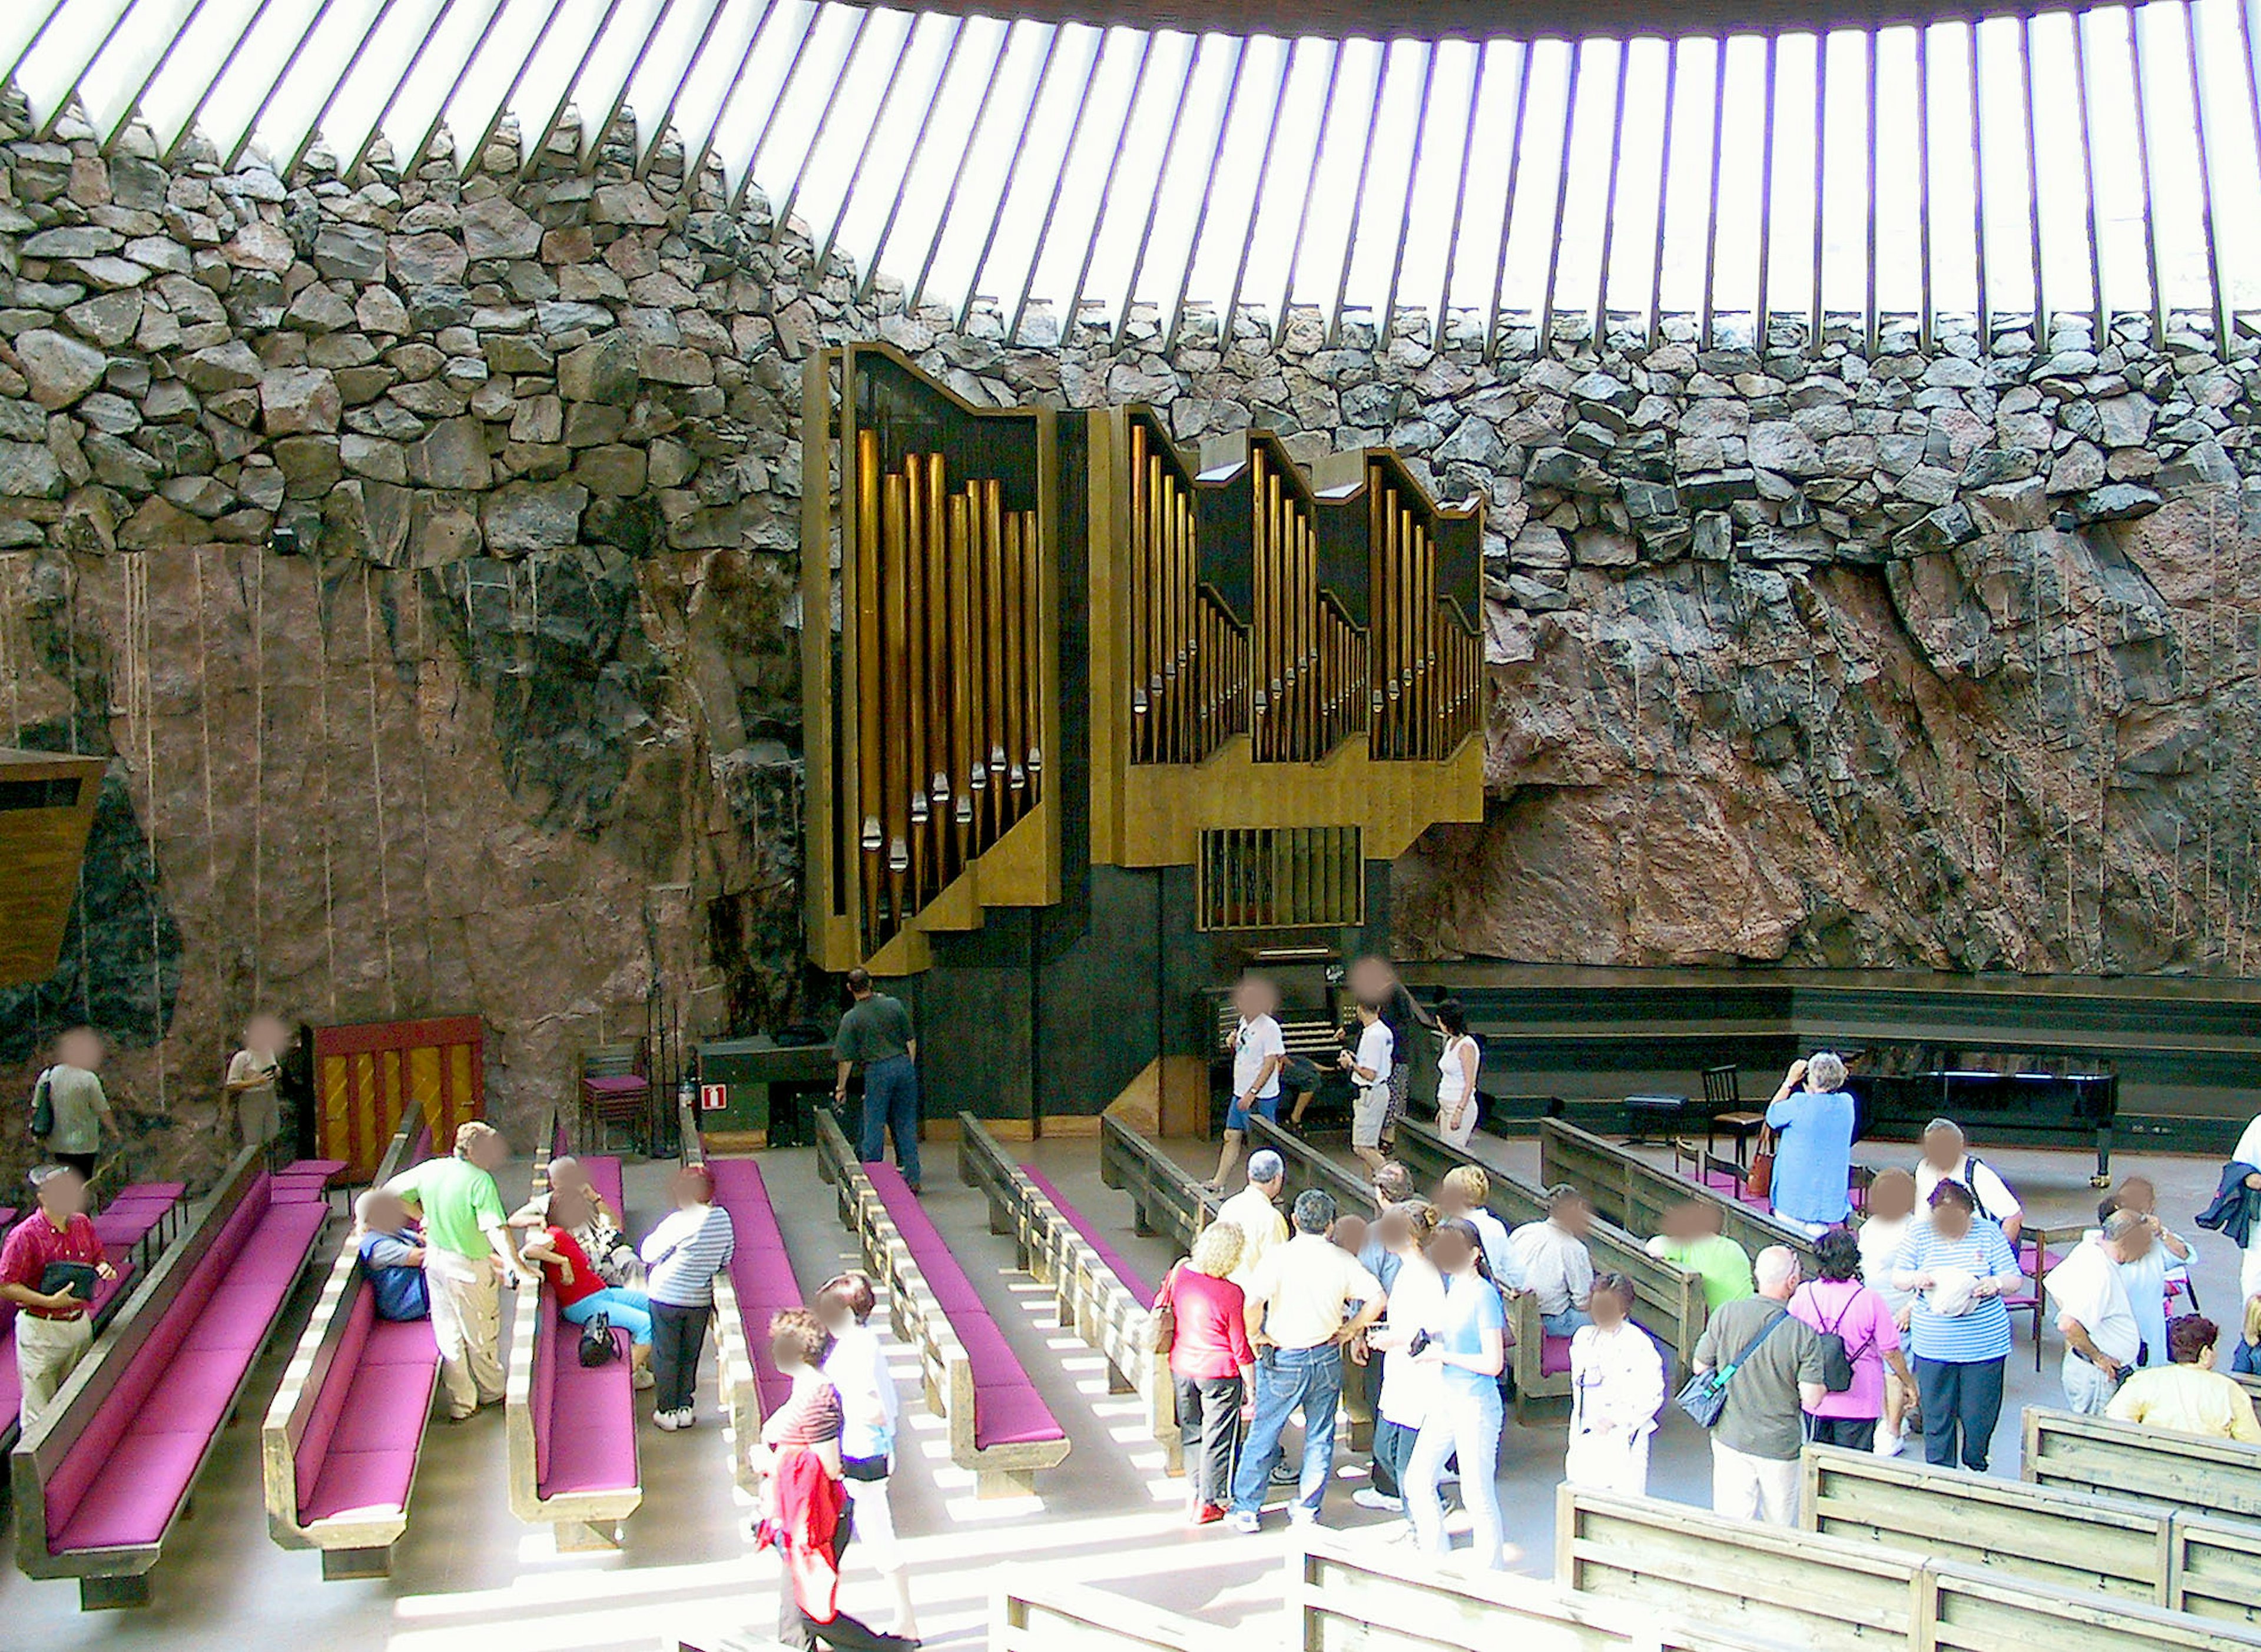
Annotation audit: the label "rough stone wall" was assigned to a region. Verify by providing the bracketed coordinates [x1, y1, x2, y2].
[0, 97, 2254, 1175]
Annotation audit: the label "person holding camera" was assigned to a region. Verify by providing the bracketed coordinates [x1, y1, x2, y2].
[0, 1165, 115, 1425]
[1401, 1215, 1509, 1568]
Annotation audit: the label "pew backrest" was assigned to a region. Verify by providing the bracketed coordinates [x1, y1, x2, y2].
[1099, 1114, 1218, 1254]
[1294, 1530, 1785, 1652]
[2171, 1514, 2261, 1624]
[2024, 1404, 2261, 1523]
[1540, 1118, 1817, 1270]
[1922, 1558, 2261, 1652]
[992, 1576, 1238, 1652]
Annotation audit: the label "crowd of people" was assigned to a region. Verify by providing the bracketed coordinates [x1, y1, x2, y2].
[1146, 1016, 2261, 1565]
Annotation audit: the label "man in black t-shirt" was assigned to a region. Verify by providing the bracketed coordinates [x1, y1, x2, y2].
[834, 968, 923, 1192]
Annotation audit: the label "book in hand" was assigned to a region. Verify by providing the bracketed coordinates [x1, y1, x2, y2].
[39, 1260, 99, 1302]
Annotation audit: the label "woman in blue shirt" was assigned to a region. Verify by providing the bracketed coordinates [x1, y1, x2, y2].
[1763, 1053, 1858, 1234]
[1402, 1217, 1507, 1570]
[1889, 1179, 2027, 1471]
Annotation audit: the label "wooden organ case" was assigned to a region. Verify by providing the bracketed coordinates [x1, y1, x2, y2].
[801, 347, 1483, 1131]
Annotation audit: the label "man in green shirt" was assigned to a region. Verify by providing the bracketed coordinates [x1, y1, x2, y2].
[1646, 1199, 1756, 1312]
[34, 1027, 116, 1181]
[385, 1121, 531, 1418]
[834, 967, 921, 1192]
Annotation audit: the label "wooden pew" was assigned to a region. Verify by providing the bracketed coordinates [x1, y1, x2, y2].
[2172, 1515, 2261, 1624]
[1099, 1113, 1219, 1254]
[678, 1096, 764, 1498]
[1291, 1531, 1778, 1652]
[260, 1118, 433, 1578]
[11, 1145, 328, 1608]
[1559, 1485, 2261, 1652]
[956, 1114, 1177, 1472]
[505, 1106, 641, 1550]
[992, 1577, 1238, 1652]
[2025, 1405, 2261, 1523]
[816, 1108, 1069, 1497]
[1540, 1118, 1818, 1272]
[1802, 1441, 2176, 1603]
[1393, 1118, 1708, 1395]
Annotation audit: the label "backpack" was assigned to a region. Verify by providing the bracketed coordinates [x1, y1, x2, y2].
[1957, 1156, 2006, 1226]
[29, 1069, 54, 1139]
[1808, 1289, 1866, 1394]
[578, 1312, 622, 1368]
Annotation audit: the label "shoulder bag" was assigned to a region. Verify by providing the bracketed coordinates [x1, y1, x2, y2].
[29, 1068, 54, 1139]
[578, 1312, 623, 1367]
[1743, 1126, 1776, 1202]
[1674, 1306, 1790, 1428]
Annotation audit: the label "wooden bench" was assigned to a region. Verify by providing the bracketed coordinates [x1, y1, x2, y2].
[1099, 1112, 1219, 1255]
[1803, 1441, 2176, 1603]
[2025, 1404, 2261, 1524]
[2173, 1514, 2261, 1624]
[1540, 1118, 1818, 1272]
[2, 1197, 153, 1457]
[9, 1145, 329, 1608]
[679, 1095, 778, 1499]
[261, 1119, 437, 1578]
[817, 1107, 1069, 1497]
[956, 1114, 1176, 1471]
[992, 1576, 1238, 1652]
[1559, 1484, 2261, 1652]
[1393, 1118, 1708, 1405]
[505, 1110, 639, 1550]
[1294, 1530, 1781, 1652]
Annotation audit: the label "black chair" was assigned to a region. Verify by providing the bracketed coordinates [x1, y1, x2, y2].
[1703, 1064, 1767, 1166]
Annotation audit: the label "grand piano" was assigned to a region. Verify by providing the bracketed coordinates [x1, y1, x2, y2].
[1844, 1056, 2119, 1185]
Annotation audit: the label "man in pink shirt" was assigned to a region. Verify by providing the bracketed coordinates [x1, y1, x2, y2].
[0, 1165, 115, 1426]
[1788, 1225, 1914, 1455]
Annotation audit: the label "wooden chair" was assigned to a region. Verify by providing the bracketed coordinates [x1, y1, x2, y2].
[578, 1041, 651, 1156]
[1702, 1065, 1766, 1165]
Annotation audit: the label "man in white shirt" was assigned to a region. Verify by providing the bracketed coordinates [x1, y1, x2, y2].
[2045, 1212, 2151, 1414]
[1338, 999, 1395, 1175]
[1215, 1150, 1289, 1285]
[1915, 1119, 2024, 1245]
[1511, 1185, 1597, 1335]
[1212, 974, 1287, 1188]
[1227, 1189, 1385, 1533]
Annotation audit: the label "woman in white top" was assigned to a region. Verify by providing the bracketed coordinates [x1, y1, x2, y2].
[814, 1271, 916, 1641]
[1354, 1201, 1446, 1516]
[1565, 1272, 1664, 1495]
[1433, 999, 1481, 1150]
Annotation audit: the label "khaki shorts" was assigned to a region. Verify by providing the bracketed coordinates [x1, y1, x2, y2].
[1352, 1082, 1391, 1149]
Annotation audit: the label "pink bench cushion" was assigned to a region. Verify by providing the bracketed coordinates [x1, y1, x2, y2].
[864, 1164, 1064, 1452]
[114, 1182, 186, 1202]
[533, 1156, 636, 1501]
[283, 1160, 349, 1184]
[46, 1185, 325, 1553]
[1540, 1334, 1573, 1376]
[1020, 1166, 1155, 1301]
[708, 1159, 797, 1414]
[583, 1076, 648, 1097]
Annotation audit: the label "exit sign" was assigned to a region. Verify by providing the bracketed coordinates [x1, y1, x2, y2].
[699, 1083, 728, 1112]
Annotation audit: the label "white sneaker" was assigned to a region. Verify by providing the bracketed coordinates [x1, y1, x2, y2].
[1288, 1505, 1321, 1527]
[632, 1368, 655, 1391]
[1226, 1510, 1261, 1534]
[655, 1409, 682, 1431]
[1350, 1489, 1404, 1512]
[1874, 1429, 1903, 1458]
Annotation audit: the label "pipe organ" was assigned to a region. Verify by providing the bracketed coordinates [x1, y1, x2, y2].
[802, 347, 1486, 1075]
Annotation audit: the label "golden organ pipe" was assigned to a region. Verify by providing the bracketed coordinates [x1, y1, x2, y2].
[1129, 424, 1149, 759]
[947, 490, 974, 862]
[982, 479, 1006, 826]
[856, 430, 883, 945]
[883, 471, 912, 924]
[1021, 506, 1042, 798]
[922, 453, 950, 866]
[905, 457, 931, 905]
[1176, 495, 1194, 761]
[1002, 509, 1025, 805]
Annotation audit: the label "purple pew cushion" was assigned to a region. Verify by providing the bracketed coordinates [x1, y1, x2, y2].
[327, 1366, 436, 1452]
[532, 1156, 635, 1501]
[583, 1074, 648, 1097]
[303, 1445, 424, 1522]
[1540, 1333, 1573, 1376]
[283, 1159, 349, 1183]
[114, 1182, 186, 1202]
[708, 1158, 798, 1417]
[972, 1382, 1065, 1448]
[1020, 1166, 1155, 1300]
[49, 1432, 211, 1551]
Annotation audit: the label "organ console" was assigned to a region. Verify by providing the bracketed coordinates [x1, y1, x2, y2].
[798, 347, 1485, 1127]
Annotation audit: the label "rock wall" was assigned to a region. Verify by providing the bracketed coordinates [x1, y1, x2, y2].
[0, 96, 2254, 1175]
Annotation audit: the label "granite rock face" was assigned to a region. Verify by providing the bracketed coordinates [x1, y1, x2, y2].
[0, 96, 2254, 1177]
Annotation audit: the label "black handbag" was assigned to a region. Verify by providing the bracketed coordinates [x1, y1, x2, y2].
[1675, 1308, 1791, 1428]
[577, 1312, 622, 1368]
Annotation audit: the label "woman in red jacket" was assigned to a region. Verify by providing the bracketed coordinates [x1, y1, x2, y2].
[750, 1309, 918, 1652]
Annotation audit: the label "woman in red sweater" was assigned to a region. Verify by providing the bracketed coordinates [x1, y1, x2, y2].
[1153, 1221, 1257, 1525]
[519, 1185, 655, 1391]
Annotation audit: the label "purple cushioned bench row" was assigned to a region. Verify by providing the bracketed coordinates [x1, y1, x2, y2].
[42, 1173, 327, 1554]
[294, 1289, 438, 1522]
[531, 1155, 636, 1501]
[707, 1159, 797, 1414]
[1019, 1166, 1156, 1302]
[864, 1164, 1065, 1452]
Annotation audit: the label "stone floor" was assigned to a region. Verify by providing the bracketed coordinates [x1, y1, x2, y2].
[0, 1123, 2248, 1650]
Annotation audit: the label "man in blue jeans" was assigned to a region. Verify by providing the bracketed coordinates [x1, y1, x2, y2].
[1228, 1189, 1385, 1532]
[834, 968, 922, 1192]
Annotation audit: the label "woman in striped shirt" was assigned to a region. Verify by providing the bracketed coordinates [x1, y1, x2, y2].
[639, 1165, 737, 1430]
[1889, 1179, 2026, 1472]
